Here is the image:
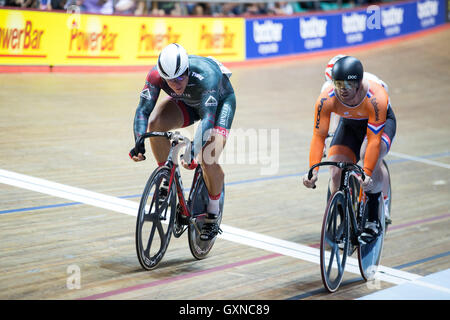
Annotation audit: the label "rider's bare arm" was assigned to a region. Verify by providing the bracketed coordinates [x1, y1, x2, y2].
[309, 93, 333, 172]
[130, 69, 162, 161]
[363, 86, 388, 176]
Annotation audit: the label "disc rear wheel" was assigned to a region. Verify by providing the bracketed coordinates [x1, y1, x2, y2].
[188, 172, 224, 260]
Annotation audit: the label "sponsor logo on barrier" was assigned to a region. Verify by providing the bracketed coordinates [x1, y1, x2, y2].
[299, 17, 327, 38]
[253, 20, 283, 43]
[299, 17, 327, 50]
[69, 23, 118, 56]
[138, 24, 180, 54]
[253, 20, 283, 55]
[342, 12, 366, 44]
[382, 6, 404, 36]
[199, 24, 235, 54]
[417, 0, 439, 27]
[448, 0, 450, 22]
[342, 12, 367, 34]
[0, 20, 44, 51]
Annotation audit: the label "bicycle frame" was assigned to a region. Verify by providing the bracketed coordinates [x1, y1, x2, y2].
[136, 131, 204, 228]
[341, 168, 367, 246]
[134, 131, 225, 269]
[309, 161, 367, 240]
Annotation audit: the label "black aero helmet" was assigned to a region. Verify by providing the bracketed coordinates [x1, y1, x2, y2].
[331, 56, 364, 82]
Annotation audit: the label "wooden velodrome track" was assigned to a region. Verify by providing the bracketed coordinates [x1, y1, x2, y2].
[0, 26, 449, 301]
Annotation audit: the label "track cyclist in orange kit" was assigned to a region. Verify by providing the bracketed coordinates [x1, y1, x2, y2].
[303, 56, 396, 241]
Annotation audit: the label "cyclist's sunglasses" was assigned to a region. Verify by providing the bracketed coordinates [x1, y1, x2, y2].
[333, 80, 360, 90]
[167, 71, 188, 83]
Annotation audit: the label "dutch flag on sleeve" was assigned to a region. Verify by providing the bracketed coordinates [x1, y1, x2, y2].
[368, 122, 385, 135]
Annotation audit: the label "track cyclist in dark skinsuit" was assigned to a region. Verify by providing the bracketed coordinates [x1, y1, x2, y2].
[129, 43, 236, 241]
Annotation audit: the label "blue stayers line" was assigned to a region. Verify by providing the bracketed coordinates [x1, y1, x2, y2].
[1, 151, 449, 215]
[394, 251, 450, 270]
[0, 171, 307, 215]
[0, 202, 83, 214]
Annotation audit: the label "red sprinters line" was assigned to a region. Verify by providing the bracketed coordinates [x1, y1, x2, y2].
[78, 253, 281, 300]
[77, 212, 450, 300]
[388, 213, 450, 231]
[308, 213, 450, 248]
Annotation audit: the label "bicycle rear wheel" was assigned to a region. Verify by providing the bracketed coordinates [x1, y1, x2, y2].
[320, 190, 349, 293]
[382, 159, 392, 230]
[188, 170, 224, 260]
[135, 167, 176, 270]
[358, 197, 385, 281]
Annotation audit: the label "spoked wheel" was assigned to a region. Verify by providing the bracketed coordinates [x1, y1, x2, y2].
[135, 167, 176, 270]
[382, 159, 392, 230]
[320, 190, 349, 293]
[188, 171, 224, 260]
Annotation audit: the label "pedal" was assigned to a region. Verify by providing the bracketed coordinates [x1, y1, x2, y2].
[385, 217, 392, 225]
[176, 204, 190, 225]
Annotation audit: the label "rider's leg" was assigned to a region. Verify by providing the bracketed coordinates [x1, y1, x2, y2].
[147, 98, 184, 164]
[200, 131, 227, 214]
[328, 145, 357, 195]
[327, 118, 362, 196]
[360, 138, 388, 223]
[197, 130, 227, 241]
[200, 94, 235, 214]
[360, 138, 388, 194]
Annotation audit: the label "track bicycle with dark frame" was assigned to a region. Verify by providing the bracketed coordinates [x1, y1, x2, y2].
[323, 133, 392, 228]
[134, 131, 224, 270]
[307, 161, 390, 293]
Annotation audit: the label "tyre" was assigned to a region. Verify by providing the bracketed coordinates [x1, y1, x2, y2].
[320, 190, 349, 293]
[358, 195, 385, 281]
[382, 159, 392, 230]
[188, 172, 224, 260]
[135, 167, 176, 270]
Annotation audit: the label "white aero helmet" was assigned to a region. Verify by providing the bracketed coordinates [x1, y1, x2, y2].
[324, 54, 346, 81]
[157, 43, 189, 80]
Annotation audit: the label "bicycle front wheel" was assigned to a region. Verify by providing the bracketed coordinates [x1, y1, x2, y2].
[135, 167, 176, 270]
[320, 190, 349, 293]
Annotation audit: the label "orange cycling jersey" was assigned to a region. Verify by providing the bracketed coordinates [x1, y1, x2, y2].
[309, 80, 389, 176]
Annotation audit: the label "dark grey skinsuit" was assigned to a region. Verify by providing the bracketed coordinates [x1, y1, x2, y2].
[133, 55, 236, 157]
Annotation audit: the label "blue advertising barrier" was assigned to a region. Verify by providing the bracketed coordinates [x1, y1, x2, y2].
[245, 0, 447, 59]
